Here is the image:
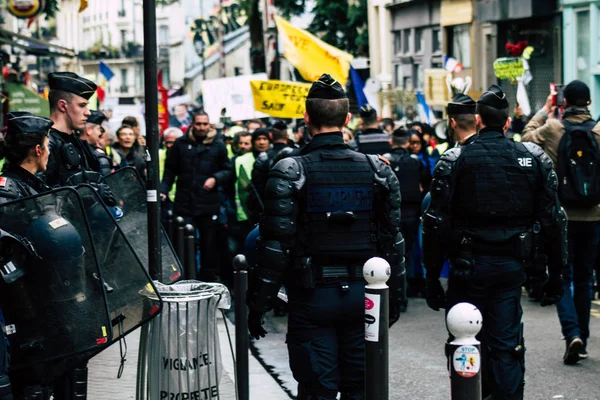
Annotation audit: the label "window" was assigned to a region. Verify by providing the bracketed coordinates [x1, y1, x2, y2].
[159, 26, 170, 46]
[415, 28, 424, 54]
[120, 30, 127, 46]
[394, 64, 403, 88]
[403, 76, 413, 90]
[121, 68, 128, 93]
[575, 8, 591, 86]
[450, 24, 471, 68]
[414, 64, 425, 90]
[432, 28, 441, 53]
[394, 31, 402, 55]
[403, 29, 411, 54]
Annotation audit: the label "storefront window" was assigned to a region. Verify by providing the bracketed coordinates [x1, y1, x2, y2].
[451, 24, 471, 69]
[576, 8, 591, 86]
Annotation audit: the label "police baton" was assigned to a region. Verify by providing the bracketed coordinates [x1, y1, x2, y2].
[446, 303, 483, 400]
[233, 254, 249, 400]
[364, 257, 390, 400]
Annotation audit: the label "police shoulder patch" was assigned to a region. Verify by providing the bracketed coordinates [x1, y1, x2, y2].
[378, 155, 390, 165]
[0, 177, 6, 187]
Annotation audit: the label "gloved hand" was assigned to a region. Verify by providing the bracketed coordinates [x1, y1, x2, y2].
[425, 278, 446, 311]
[248, 310, 267, 340]
[95, 183, 117, 207]
[389, 301, 400, 328]
[541, 275, 564, 307]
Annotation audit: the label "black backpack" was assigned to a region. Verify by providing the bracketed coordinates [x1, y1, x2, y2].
[557, 119, 600, 208]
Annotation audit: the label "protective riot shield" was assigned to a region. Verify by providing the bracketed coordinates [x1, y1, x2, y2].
[0, 188, 112, 375]
[72, 185, 162, 343]
[105, 167, 183, 284]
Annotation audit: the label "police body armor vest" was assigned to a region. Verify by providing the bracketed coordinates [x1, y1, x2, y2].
[389, 151, 422, 206]
[296, 148, 378, 265]
[452, 133, 537, 230]
[356, 130, 392, 155]
[49, 130, 96, 185]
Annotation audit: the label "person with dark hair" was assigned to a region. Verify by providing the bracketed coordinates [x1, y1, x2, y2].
[446, 94, 478, 146]
[381, 118, 395, 134]
[408, 129, 434, 176]
[111, 125, 146, 177]
[0, 112, 54, 400]
[81, 110, 113, 176]
[161, 111, 232, 281]
[423, 85, 567, 400]
[247, 74, 405, 399]
[523, 79, 600, 363]
[121, 116, 146, 148]
[293, 120, 309, 146]
[354, 104, 392, 155]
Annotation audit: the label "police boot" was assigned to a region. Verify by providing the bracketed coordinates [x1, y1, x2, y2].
[52, 367, 88, 400]
[0, 374, 12, 400]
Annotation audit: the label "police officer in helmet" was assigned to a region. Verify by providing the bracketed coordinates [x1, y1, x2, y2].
[247, 74, 405, 400]
[422, 85, 566, 400]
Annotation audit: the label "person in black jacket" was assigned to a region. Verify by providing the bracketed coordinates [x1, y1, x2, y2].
[355, 104, 392, 155]
[247, 74, 405, 399]
[161, 111, 232, 281]
[80, 110, 113, 176]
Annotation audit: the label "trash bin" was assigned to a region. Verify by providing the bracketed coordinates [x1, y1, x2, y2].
[136, 280, 231, 400]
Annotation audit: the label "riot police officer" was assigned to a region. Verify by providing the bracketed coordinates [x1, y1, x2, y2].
[45, 72, 115, 206]
[247, 74, 405, 400]
[422, 85, 566, 400]
[0, 112, 53, 202]
[0, 112, 53, 399]
[355, 104, 392, 155]
[80, 111, 112, 176]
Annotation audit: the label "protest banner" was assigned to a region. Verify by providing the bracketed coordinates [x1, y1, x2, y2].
[249, 80, 312, 119]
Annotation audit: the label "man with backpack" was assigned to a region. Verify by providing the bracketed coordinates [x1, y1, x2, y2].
[523, 79, 600, 364]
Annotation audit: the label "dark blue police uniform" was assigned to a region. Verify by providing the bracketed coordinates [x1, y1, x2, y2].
[247, 75, 404, 400]
[423, 86, 567, 400]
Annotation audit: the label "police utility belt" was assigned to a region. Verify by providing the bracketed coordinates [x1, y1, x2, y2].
[451, 227, 538, 261]
[288, 257, 364, 289]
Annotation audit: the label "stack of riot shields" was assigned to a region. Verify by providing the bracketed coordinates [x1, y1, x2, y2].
[105, 167, 184, 284]
[0, 185, 162, 387]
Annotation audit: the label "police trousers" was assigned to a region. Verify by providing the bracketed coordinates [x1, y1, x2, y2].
[287, 281, 365, 400]
[447, 256, 527, 400]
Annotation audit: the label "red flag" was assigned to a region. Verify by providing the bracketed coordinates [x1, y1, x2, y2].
[97, 85, 106, 103]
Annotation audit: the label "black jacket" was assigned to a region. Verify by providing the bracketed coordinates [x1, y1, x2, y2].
[46, 128, 99, 186]
[161, 131, 232, 217]
[0, 164, 50, 204]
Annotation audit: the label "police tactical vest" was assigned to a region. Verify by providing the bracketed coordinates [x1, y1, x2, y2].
[452, 133, 537, 230]
[389, 151, 422, 206]
[296, 148, 379, 263]
[356, 130, 392, 155]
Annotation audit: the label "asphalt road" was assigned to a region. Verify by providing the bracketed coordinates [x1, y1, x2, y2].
[252, 293, 600, 400]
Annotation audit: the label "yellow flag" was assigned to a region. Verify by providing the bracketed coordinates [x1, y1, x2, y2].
[79, 0, 89, 13]
[274, 15, 353, 86]
[250, 80, 312, 119]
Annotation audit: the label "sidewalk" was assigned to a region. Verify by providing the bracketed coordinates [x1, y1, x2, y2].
[88, 311, 290, 400]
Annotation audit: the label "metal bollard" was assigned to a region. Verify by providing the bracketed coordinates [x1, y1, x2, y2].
[183, 224, 196, 280]
[166, 210, 174, 242]
[175, 216, 185, 263]
[446, 303, 483, 400]
[233, 254, 249, 400]
[364, 257, 390, 400]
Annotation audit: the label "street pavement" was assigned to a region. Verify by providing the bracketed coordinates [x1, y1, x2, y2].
[87, 310, 289, 400]
[253, 293, 600, 400]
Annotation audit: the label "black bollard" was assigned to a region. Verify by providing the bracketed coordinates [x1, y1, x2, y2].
[175, 216, 185, 264]
[166, 210, 174, 243]
[363, 257, 390, 400]
[183, 224, 196, 280]
[446, 303, 483, 400]
[233, 254, 249, 400]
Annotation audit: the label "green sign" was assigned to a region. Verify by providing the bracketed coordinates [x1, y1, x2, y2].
[6, 82, 50, 117]
[492, 57, 525, 81]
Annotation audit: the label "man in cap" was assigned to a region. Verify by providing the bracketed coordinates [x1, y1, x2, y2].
[45, 72, 115, 206]
[523, 80, 600, 363]
[354, 103, 392, 155]
[446, 93, 477, 146]
[80, 110, 113, 176]
[247, 74, 405, 399]
[422, 84, 567, 400]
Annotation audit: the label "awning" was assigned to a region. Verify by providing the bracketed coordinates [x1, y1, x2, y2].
[0, 29, 76, 58]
